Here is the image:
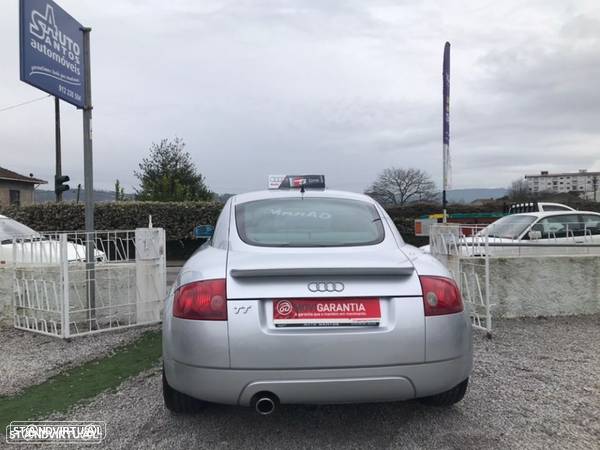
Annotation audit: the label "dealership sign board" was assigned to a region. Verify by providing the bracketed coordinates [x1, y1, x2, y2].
[19, 0, 85, 108]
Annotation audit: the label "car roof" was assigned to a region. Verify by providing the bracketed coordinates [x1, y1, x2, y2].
[511, 210, 600, 219]
[231, 189, 378, 205]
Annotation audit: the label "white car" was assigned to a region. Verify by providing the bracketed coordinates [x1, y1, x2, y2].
[507, 202, 574, 214]
[423, 207, 600, 256]
[0, 214, 104, 264]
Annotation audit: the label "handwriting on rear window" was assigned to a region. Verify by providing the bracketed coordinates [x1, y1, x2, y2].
[269, 209, 332, 220]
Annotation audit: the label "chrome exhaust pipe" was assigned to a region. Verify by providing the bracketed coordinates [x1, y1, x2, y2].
[253, 394, 278, 415]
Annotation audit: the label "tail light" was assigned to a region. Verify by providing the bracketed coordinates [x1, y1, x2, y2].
[419, 276, 463, 316]
[173, 279, 227, 320]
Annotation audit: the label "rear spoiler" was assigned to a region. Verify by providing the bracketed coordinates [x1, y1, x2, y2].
[230, 266, 414, 278]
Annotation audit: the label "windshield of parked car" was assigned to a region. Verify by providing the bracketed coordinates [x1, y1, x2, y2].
[481, 215, 537, 239]
[235, 197, 385, 247]
[0, 218, 39, 243]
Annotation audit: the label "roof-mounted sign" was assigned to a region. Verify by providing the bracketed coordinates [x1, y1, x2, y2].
[268, 175, 326, 190]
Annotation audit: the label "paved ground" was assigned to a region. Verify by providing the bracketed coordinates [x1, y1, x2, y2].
[44, 315, 599, 450]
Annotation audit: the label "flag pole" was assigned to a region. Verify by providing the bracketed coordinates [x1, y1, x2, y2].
[442, 42, 450, 223]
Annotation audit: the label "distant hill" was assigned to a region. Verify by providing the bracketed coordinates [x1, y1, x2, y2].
[35, 189, 227, 203]
[34, 188, 508, 204]
[34, 189, 133, 203]
[446, 188, 508, 204]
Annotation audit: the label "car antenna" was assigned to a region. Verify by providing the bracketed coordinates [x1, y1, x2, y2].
[300, 179, 306, 197]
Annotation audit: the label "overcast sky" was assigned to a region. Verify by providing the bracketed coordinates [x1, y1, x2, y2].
[1, 0, 600, 194]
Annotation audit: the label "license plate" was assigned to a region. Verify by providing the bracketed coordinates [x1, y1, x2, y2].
[273, 298, 381, 327]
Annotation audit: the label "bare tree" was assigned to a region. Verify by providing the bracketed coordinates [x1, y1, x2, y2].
[508, 178, 531, 202]
[366, 168, 437, 206]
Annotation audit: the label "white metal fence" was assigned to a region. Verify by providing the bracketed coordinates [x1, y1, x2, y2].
[429, 224, 492, 335]
[430, 222, 600, 335]
[10, 228, 165, 338]
[430, 223, 600, 257]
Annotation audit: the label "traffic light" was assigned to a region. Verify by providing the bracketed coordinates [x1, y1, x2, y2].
[55, 175, 70, 195]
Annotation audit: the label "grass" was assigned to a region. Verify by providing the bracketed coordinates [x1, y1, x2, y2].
[0, 330, 162, 430]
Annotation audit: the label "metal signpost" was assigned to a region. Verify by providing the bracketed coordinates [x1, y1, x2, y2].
[442, 42, 450, 223]
[82, 27, 96, 324]
[54, 97, 61, 201]
[19, 0, 95, 327]
[54, 97, 70, 201]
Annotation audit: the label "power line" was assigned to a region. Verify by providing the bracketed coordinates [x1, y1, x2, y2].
[0, 94, 51, 113]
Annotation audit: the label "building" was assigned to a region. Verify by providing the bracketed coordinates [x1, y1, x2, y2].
[0, 166, 47, 207]
[525, 170, 600, 200]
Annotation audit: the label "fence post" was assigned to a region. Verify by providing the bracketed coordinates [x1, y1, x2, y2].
[12, 237, 18, 329]
[484, 236, 492, 338]
[60, 234, 70, 339]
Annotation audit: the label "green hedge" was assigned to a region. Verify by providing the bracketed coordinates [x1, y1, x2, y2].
[0, 200, 504, 245]
[0, 202, 222, 241]
[10, 199, 597, 246]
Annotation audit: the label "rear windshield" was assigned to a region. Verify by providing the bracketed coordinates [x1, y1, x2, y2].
[235, 197, 385, 247]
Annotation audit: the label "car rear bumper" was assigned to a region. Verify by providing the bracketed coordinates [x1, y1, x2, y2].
[164, 353, 472, 406]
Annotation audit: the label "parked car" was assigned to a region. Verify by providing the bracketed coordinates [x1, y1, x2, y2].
[163, 175, 472, 415]
[507, 202, 575, 214]
[0, 214, 105, 264]
[421, 205, 600, 255]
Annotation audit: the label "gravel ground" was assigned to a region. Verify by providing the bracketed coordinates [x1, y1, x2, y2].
[31, 315, 600, 449]
[0, 263, 179, 397]
[0, 323, 160, 396]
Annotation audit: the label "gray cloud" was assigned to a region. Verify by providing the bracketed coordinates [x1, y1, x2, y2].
[1, 0, 599, 195]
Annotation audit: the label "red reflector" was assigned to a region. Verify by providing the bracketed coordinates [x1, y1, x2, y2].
[173, 279, 227, 320]
[419, 276, 463, 316]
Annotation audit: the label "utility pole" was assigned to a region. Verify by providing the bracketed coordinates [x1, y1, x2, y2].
[55, 97, 62, 202]
[82, 26, 96, 329]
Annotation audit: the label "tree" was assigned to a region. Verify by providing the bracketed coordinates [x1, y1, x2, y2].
[508, 178, 531, 202]
[366, 168, 437, 206]
[114, 179, 125, 201]
[134, 138, 212, 202]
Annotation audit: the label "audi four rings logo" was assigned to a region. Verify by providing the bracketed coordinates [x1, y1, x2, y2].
[307, 281, 345, 292]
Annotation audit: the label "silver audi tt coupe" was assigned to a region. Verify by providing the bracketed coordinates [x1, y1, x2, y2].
[163, 176, 472, 415]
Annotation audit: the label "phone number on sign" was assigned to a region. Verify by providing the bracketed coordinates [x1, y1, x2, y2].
[58, 85, 82, 103]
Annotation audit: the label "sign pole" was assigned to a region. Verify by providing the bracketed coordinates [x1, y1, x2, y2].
[442, 42, 450, 224]
[54, 97, 62, 202]
[82, 26, 96, 329]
